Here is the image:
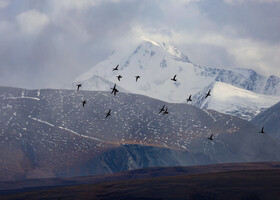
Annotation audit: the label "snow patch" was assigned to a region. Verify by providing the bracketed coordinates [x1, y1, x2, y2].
[29, 116, 55, 127]
[58, 126, 104, 142]
[197, 82, 280, 120]
[6, 96, 40, 101]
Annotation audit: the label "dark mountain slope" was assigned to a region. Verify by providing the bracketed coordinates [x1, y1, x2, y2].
[1, 86, 280, 181]
[251, 101, 280, 140]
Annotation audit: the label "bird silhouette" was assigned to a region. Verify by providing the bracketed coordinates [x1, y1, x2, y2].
[260, 127, 265, 133]
[205, 89, 211, 99]
[82, 100, 86, 107]
[171, 75, 177, 81]
[117, 75, 122, 81]
[76, 84, 82, 91]
[208, 134, 213, 140]
[113, 64, 119, 71]
[113, 89, 119, 96]
[187, 95, 192, 102]
[111, 84, 116, 91]
[111, 84, 119, 96]
[111, 84, 117, 94]
[163, 107, 169, 115]
[159, 105, 165, 114]
[135, 75, 140, 82]
[106, 109, 111, 118]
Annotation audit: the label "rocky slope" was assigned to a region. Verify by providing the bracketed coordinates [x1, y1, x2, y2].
[251, 101, 280, 140]
[1, 86, 280, 181]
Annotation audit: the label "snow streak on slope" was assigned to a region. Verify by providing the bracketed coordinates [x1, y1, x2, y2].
[2, 86, 280, 181]
[192, 82, 280, 120]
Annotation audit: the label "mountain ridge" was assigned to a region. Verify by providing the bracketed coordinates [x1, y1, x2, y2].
[193, 81, 280, 120]
[1, 86, 280, 181]
[69, 40, 280, 119]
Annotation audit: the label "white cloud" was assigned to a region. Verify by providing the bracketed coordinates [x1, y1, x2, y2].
[131, 25, 280, 77]
[16, 9, 49, 35]
[170, 0, 201, 4]
[189, 34, 280, 76]
[224, 0, 280, 4]
[1, 0, 279, 89]
[0, 0, 9, 8]
[50, 0, 200, 13]
[0, 20, 12, 33]
[50, 0, 125, 11]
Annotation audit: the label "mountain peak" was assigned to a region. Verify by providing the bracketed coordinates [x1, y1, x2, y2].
[140, 39, 191, 63]
[70, 40, 280, 119]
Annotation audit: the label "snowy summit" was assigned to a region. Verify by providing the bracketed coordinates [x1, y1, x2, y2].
[69, 40, 280, 120]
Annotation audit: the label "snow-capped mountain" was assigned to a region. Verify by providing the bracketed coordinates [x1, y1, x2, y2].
[70, 40, 280, 119]
[192, 82, 280, 120]
[2, 86, 280, 181]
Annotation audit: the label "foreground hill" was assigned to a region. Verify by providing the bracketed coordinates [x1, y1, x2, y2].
[1, 161, 279, 194]
[1, 86, 280, 181]
[2, 167, 280, 200]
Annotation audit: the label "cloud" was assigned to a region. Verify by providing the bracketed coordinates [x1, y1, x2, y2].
[16, 10, 49, 35]
[0, 0, 9, 8]
[197, 0, 280, 43]
[130, 24, 280, 77]
[224, 0, 280, 4]
[0, 0, 279, 89]
[49, 0, 127, 11]
[0, 20, 12, 34]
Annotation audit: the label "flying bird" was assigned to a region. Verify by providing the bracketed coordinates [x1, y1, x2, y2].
[113, 89, 119, 96]
[171, 75, 177, 81]
[205, 89, 211, 99]
[135, 75, 140, 82]
[117, 75, 122, 81]
[111, 84, 117, 94]
[208, 134, 213, 141]
[106, 109, 111, 118]
[163, 107, 169, 115]
[82, 100, 86, 107]
[159, 105, 166, 114]
[111, 84, 119, 96]
[76, 84, 82, 91]
[260, 127, 265, 134]
[187, 95, 192, 102]
[113, 64, 119, 71]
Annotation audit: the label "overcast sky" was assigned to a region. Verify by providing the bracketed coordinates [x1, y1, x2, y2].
[0, 0, 279, 89]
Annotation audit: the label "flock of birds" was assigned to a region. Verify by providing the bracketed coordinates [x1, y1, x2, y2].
[76, 64, 266, 141]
